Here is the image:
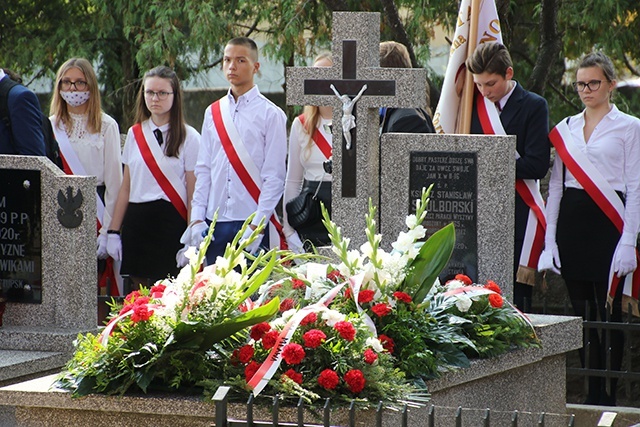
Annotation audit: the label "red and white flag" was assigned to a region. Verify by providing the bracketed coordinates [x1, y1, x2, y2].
[433, 0, 502, 134]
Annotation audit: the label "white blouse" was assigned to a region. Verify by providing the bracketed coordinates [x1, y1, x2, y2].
[55, 112, 123, 232]
[546, 105, 640, 245]
[123, 120, 200, 203]
[283, 116, 332, 236]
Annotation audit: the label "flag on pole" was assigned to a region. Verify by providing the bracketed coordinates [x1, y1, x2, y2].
[433, 0, 503, 134]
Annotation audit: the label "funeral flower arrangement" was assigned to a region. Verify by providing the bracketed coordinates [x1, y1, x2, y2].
[57, 187, 538, 404]
[220, 188, 538, 402]
[56, 216, 285, 396]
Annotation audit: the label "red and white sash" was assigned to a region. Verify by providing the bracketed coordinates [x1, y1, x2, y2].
[298, 114, 331, 159]
[476, 96, 547, 285]
[52, 120, 123, 296]
[210, 98, 286, 249]
[132, 122, 188, 221]
[549, 120, 640, 311]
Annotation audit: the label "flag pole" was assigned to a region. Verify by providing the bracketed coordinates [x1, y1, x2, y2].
[457, 0, 482, 134]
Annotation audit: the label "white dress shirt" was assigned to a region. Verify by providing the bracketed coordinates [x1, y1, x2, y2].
[123, 119, 200, 203]
[192, 86, 287, 227]
[547, 105, 640, 245]
[282, 115, 332, 236]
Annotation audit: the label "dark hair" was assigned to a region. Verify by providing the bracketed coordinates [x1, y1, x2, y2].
[134, 66, 186, 158]
[226, 37, 259, 61]
[379, 41, 412, 68]
[466, 43, 513, 77]
[578, 51, 617, 81]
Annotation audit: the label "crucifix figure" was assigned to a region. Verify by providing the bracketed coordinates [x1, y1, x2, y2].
[330, 83, 368, 149]
[286, 12, 426, 245]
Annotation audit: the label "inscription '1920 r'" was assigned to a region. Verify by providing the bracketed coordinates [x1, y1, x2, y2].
[0, 169, 42, 303]
[409, 151, 478, 282]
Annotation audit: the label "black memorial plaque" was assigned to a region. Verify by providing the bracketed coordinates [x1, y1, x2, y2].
[0, 169, 42, 303]
[409, 151, 478, 282]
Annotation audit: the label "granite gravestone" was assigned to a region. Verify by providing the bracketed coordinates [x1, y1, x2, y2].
[286, 11, 427, 246]
[0, 155, 97, 383]
[380, 133, 516, 300]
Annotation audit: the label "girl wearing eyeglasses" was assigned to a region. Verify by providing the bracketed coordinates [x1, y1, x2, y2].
[539, 52, 640, 406]
[50, 58, 123, 300]
[107, 66, 200, 288]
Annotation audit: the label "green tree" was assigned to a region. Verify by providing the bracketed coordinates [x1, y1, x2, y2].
[1, 0, 639, 128]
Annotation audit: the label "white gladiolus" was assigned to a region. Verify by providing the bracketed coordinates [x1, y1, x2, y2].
[405, 214, 418, 229]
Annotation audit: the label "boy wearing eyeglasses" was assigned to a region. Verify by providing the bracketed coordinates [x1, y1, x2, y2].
[189, 37, 287, 263]
[466, 42, 550, 311]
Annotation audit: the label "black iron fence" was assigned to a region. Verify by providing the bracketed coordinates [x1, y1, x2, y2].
[533, 297, 640, 407]
[210, 386, 576, 427]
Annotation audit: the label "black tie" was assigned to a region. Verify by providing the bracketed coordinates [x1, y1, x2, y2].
[153, 129, 163, 146]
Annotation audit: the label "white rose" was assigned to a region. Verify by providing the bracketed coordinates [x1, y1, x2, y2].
[455, 295, 473, 312]
[322, 309, 346, 327]
[366, 337, 384, 353]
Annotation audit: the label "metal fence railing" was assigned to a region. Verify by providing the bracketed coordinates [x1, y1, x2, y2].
[210, 386, 576, 427]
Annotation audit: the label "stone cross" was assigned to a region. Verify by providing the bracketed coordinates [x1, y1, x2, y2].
[286, 12, 427, 242]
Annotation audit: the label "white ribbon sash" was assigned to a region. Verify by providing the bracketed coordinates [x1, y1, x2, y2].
[51, 120, 106, 228]
[132, 121, 188, 220]
[212, 97, 284, 249]
[549, 120, 640, 307]
[476, 96, 547, 280]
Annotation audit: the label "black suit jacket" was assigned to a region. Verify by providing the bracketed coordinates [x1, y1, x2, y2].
[470, 83, 550, 243]
[381, 107, 435, 134]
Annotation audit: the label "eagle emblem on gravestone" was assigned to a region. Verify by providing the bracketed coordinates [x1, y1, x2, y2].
[57, 186, 83, 228]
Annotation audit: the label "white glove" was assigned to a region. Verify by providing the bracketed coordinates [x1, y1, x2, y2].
[241, 227, 262, 254]
[538, 245, 561, 275]
[612, 243, 637, 277]
[187, 222, 209, 247]
[286, 232, 305, 254]
[176, 244, 189, 268]
[97, 234, 108, 259]
[106, 234, 122, 261]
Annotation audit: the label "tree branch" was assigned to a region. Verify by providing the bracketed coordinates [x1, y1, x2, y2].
[527, 0, 562, 95]
[623, 53, 640, 77]
[321, 0, 349, 11]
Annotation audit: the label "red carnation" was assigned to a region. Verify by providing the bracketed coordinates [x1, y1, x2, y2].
[327, 270, 345, 283]
[489, 293, 504, 308]
[358, 289, 375, 304]
[149, 283, 166, 298]
[283, 369, 303, 385]
[344, 287, 352, 299]
[318, 369, 340, 390]
[393, 291, 412, 304]
[131, 304, 153, 322]
[262, 330, 279, 349]
[133, 296, 150, 306]
[282, 343, 306, 365]
[279, 298, 295, 312]
[300, 312, 317, 326]
[378, 334, 395, 354]
[291, 279, 306, 290]
[124, 290, 141, 305]
[250, 322, 271, 341]
[371, 303, 392, 317]
[303, 329, 326, 348]
[344, 369, 366, 394]
[334, 321, 356, 341]
[364, 348, 378, 365]
[454, 274, 473, 285]
[485, 280, 502, 295]
[238, 345, 255, 364]
[244, 361, 261, 382]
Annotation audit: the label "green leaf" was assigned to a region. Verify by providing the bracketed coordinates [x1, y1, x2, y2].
[402, 223, 455, 303]
[239, 251, 277, 302]
[171, 297, 280, 351]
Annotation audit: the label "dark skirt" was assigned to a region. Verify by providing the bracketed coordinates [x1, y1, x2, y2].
[121, 199, 186, 281]
[295, 180, 332, 248]
[557, 188, 621, 281]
